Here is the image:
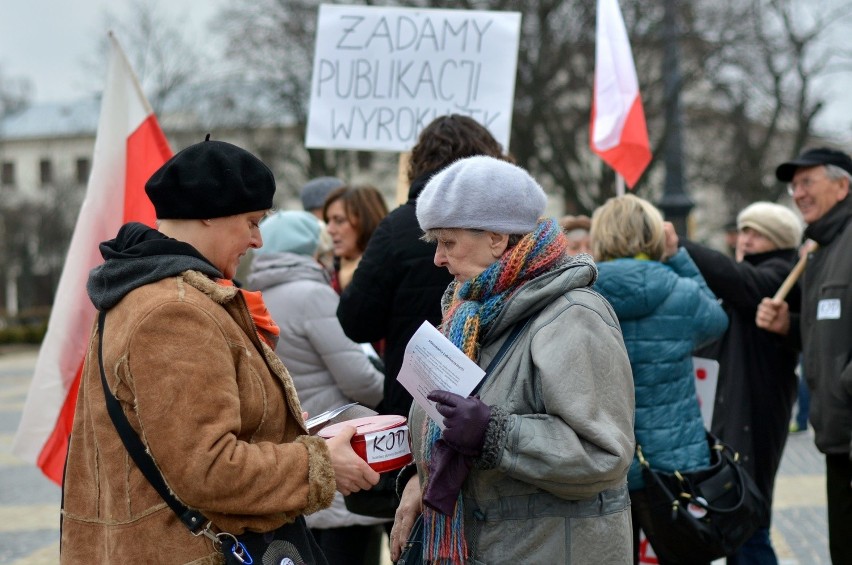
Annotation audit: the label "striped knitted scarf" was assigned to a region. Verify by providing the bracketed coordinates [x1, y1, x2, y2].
[421, 218, 568, 563]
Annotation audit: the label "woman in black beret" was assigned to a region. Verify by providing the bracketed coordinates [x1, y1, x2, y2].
[61, 137, 379, 564]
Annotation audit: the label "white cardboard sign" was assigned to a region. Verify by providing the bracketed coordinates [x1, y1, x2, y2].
[306, 4, 521, 151]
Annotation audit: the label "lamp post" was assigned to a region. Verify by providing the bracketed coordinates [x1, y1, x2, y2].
[656, 0, 693, 236]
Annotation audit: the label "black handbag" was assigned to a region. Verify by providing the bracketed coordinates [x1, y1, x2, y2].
[396, 514, 424, 565]
[636, 432, 769, 563]
[217, 518, 326, 565]
[96, 311, 328, 565]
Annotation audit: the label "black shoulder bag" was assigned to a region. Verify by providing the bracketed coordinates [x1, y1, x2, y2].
[635, 431, 769, 563]
[96, 311, 327, 565]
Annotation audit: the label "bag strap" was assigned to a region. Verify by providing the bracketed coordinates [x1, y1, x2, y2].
[471, 317, 532, 396]
[97, 310, 210, 534]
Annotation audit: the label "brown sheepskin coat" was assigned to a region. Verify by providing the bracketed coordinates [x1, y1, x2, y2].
[60, 271, 336, 564]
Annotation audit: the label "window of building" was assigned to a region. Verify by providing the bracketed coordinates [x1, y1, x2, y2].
[76, 157, 91, 185]
[1, 161, 14, 187]
[40, 158, 54, 186]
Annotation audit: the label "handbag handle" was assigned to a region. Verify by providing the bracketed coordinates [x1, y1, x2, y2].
[681, 447, 748, 514]
[637, 437, 748, 515]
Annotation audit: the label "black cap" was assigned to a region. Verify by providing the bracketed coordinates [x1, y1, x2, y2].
[775, 147, 852, 182]
[145, 137, 275, 219]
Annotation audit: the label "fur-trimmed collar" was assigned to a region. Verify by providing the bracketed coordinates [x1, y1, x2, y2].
[181, 270, 239, 304]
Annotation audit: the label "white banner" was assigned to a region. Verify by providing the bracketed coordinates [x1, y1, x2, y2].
[692, 356, 719, 429]
[306, 4, 521, 152]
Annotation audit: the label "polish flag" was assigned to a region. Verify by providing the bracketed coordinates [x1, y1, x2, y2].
[590, 0, 651, 188]
[12, 34, 172, 485]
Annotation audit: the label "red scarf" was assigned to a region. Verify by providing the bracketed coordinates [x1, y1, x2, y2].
[216, 279, 280, 349]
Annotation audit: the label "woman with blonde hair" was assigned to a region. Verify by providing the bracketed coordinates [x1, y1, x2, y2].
[591, 194, 728, 564]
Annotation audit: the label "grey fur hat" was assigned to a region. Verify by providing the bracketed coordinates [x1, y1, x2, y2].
[300, 176, 344, 211]
[737, 202, 803, 249]
[416, 156, 547, 234]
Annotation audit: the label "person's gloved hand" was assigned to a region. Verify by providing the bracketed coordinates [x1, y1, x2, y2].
[427, 390, 491, 456]
[422, 439, 473, 515]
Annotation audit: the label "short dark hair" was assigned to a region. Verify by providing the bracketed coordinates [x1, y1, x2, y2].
[408, 115, 506, 182]
[322, 185, 388, 253]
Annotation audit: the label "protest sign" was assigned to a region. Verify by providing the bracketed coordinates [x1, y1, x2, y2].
[306, 4, 521, 152]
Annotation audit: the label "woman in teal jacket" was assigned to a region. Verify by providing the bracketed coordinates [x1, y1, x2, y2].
[592, 194, 728, 564]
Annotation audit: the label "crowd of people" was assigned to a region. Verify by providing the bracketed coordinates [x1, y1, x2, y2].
[58, 118, 851, 565]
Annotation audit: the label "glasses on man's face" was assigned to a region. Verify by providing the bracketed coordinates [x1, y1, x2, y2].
[787, 174, 828, 196]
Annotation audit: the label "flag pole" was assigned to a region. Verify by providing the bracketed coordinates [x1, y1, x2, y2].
[616, 173, 626, 196]
[12, 33, 171, 484]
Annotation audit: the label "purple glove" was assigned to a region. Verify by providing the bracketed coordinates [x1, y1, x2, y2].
[427, 390, 492, 457]
[423, 439, 473, 515]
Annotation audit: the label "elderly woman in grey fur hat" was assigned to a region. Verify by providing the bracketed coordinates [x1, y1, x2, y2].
[389, 155, 636, 564]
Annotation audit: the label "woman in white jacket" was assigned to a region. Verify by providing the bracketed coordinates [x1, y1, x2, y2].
[248, 210, 387, 565]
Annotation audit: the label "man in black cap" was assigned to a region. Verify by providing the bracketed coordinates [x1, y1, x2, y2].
[757, 146, 852, 564]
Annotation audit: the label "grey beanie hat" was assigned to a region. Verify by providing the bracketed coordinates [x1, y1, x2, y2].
[737, 202, 803, 249]
[300, 176, 344, 210]
[416, 156, 547, 233]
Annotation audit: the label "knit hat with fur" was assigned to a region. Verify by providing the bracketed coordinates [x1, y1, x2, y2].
[737, 202, 803, 249]
[416, 156, 547, 233]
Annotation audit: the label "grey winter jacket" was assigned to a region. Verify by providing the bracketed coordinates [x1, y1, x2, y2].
[409, 258, 635, 564]
[248, 252, 386, 529]
[248, 252, 383, 414]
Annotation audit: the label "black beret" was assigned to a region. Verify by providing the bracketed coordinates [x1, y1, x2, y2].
[145, 138, 276, 219]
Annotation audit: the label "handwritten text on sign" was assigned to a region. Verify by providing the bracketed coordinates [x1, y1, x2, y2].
[365, 426, 411, 464]
[306, 4, 521, 152]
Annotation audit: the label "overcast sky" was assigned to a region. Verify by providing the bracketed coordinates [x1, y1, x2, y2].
[0, 0, 220, 103]
[1, 0, 851, 142]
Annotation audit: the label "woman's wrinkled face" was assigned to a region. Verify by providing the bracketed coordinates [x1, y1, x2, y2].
[205, 210, 267, 279]
[325, 199, 359, 260]
[735, 226, 776, 262]
[433, 229, 506, 282]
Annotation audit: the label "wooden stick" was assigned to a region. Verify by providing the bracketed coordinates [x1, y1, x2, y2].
[396, 152, 411, 206]
[773, 245, 817, 301]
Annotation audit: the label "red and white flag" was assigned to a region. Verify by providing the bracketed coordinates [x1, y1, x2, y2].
[12, 34, 172, 485]
[590, 0, 651, 188]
